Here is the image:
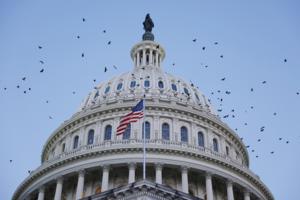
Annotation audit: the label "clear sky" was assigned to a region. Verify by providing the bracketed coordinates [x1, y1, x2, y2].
[0, 0, 299, 199]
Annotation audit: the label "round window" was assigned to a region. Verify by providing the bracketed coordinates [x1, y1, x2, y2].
[130, 80, 136, 88]
[117, 82, 123, 91]
[144, 80, 150, 88]
[104, 86, 110, 94]
[171, 83, 177, 91]
[158, 81, 164, 89]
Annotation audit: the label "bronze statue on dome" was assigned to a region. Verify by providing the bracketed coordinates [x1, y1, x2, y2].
[143, 14, 154, 32]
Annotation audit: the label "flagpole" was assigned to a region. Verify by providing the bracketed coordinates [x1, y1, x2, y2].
[142, 96, 146, 180]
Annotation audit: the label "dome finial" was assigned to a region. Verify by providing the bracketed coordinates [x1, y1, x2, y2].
[142, 13, 154, 41]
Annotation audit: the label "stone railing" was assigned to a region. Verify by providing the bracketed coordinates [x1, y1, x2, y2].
[43, 139, 244, 170]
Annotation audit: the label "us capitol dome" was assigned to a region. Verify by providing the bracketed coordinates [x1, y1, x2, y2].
[13, 15, 274, 200]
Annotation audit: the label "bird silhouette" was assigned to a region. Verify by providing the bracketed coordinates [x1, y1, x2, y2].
[38, 46, 42, 49]
[192, 39, 197, 42]
[107, 41, 111, 45]
[82, 18, 86, 22]
[104, 67, 108, 72]
[39, 60, 44, 64]
[81, 53, 84, 58]
[40, 69, 44, 73]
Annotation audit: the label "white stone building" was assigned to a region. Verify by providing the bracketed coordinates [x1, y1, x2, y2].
[13, 16, 274, 200]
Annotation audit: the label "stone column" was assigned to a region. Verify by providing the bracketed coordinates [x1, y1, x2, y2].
[149, 49, 153, 65]
[155, 51, 159, 67]
[181, 167, 189, 193]
[128, 163, 136, 183]
[133, 55, 137, 67]
[205, 173, 213, 200]
[75, 170, 85, 200]
[101, 165, 110, 191]
[244, 190, 250, 200]
[37, 186, 45, 200]
[227, 181, 234, 200]
[155, 163, 163, 184]
[142, 49, 146, 66]
[137, 51, 140, 67]
[54, 177, 63, 200]
[153, 116, 159, 140]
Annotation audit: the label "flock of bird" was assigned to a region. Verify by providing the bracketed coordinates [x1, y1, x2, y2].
[189, 37, 296, 159]
[2, 17, 298, 169]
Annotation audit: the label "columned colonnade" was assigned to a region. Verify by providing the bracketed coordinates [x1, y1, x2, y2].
[35, 163, 254, 200]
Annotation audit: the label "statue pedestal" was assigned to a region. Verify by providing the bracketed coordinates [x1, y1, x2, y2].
[143, 32, 154, 41]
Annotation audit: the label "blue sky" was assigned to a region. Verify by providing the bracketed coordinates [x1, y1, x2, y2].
[1, 0, 299, 199]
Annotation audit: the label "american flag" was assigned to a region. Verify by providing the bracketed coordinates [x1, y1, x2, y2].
[116, 99, 144, 135]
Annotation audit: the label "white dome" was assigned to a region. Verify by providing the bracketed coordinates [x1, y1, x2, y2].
[79, 41, 216, 116]
[79, 69, 216, 115]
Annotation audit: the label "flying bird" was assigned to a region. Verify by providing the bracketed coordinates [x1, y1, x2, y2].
[81, 53, 84, 58]
[72, 91, 76, 94]
[250, 88, 254, 92]
[202, 46, 206, 50]
[104, 67, 108, 72]
[17, 85, 20, 88]
[39, 60, 44, 64]
[214, 42, 218, 45]
[284, 58, 287, 63]
[221, 77, 226, 81]
[107, 41, 111, 45]
[102, 30, 106, 33]
[113, 65, 117, 70]
[192, 39, 197, 42]
[38, 46, 42, 49]
[9, 159, 12, 163]
[49, 116, 53, 119]
[22, 77, 26, 81]
[40, 69, 44, 73]
[156, 45, 160, 49]
[77, 35, 80, 39]
[220, 55, 224, 58]
[262, 81, 267, 84]
[82, 18, 86, 22]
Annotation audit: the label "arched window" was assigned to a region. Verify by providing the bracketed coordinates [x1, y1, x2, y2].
[104, 125, 112, 141]
[61, 143, 66, 153]
[142, 121, 150, 139]
[123, 124, 131, 139]
[144, 80, 150, 88]
[171, 83, 177, 91]
[117, 82, 123, 91]
[73, 135, 79, 149]
[158, 81, 164, 89]
[195, 93, 200, 101]
[87, 129, 94, 145]
[94, 91, 99, 99]
[213, 138, 219, 152]
[104, 86, 110, 94]
[198, 131, 204, 147]
[184, 88, 190, 96]
[162, 123, 170, 140]
[130, 80, 136, 88]
[181, 126, 188, 143]
[226, 146, 229, 156]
